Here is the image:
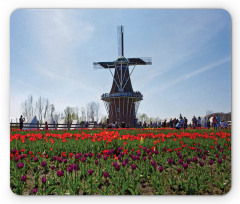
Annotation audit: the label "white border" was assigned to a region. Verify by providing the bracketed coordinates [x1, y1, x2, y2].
[1, 0, 239, 203]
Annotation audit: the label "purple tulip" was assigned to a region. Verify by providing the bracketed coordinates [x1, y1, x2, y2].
[202, 155, 206, 160]
[32, 188, 38, 194]
[41, 161, 47, 167]
[120, 152, 125, 157]
[57, 171, 64, 177]
[63, 159, 68, 164]
[58, 157, 63, 163]
[21, 175, 27, 183]
[178, 154, 182, 159]
[88, 169, 94, 176]
[118, 155, 122, 161]
[103, 155, 108, 161]
[12, 149, 17, 154]
[73, 164, 78, 171]
[17, 162, 24, 169]
[187, 158, 191, 164]
[97, 153, 102, 159]
[34, 157, 38, 162]
[68, 166, 73, 173]
[178, 168, 182, 173]
[179, 159, 183, 164]
[113, 162, 117, 167]
[103, 171, 109, 178]
[84, 153, 88, 157]
[183, 163, 188, 170]
[143, 147, 147, 151]
[218, 159, 222, 164]
[143, 156, 146, 161]
[209, 160, 213, 165]
[148, 156, 152, 160]
[41, 177, 47, 184]
[199, 161, 204, 167]
[89, 153, 93, 158]
[122, 161, 126, 167]
[52, 156, 57, 161]
[95, 160, 98, 165]
[81, 157, 86, 163]
[14, 157, 19, 162]
[51, 165, 55, 170]
[20, 154, 25, 159]
[168, 158, 173, 165]
[118, 147, 123, 152]
[155, 150, 159, 155]
[222, 155, 226, 160]
[137, 151, 141, 156]
[192, 156, 198, 163]
[131, 164, 137, 170]
[215, 153, 219, 158]
[151, 161, 157, 167]
[115, 164, 120, 171]
[158, 166, 164, 172]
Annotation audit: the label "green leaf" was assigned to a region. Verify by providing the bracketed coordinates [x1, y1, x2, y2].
[127, 187, 135, 195]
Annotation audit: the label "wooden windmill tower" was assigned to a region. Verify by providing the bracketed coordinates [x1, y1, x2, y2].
[93, 26, 152, 127]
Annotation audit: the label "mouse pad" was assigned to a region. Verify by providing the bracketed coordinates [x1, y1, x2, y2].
[10, 9, 231, 195]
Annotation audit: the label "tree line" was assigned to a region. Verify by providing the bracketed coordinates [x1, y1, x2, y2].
[20, 95, 106, 124]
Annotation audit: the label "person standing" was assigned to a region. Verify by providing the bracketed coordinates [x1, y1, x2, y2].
[45, 121, 48, 130]
[207, 117, 210, 129]
[197, 117, 201, 128]
[223, 120, 228, 129]
[184, 117, 188, 129]
[170, 118, 173, 128]
[180, 117, 184, 129]
[212, 115, 217, 130]
[217, 114, 221, 129]
[192, 116, 197, 129]
[19, 115, 25, 130]
[204, 116, 207, 128]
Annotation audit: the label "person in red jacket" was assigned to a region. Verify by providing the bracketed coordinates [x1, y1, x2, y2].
[212, 115, 217, 130]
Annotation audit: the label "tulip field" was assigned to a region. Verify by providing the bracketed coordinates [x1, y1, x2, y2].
[10, 128, 231, 195]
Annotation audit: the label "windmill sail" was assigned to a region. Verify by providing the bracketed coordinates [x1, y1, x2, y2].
[118, 26, 124, 57]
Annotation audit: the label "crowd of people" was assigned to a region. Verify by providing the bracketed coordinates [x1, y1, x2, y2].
[18, 113, 229, 130]
[136, 114, 229, 130]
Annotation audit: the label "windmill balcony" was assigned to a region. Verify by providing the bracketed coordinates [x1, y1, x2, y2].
[101, 91, 143, 101]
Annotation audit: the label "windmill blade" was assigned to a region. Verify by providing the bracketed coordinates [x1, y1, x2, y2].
[127, 57, 152, 66]
[93, 62, 115, 69]
[117, 26, 124, 57]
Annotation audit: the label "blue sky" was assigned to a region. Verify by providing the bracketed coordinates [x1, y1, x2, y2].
[10, 9, 231, 122]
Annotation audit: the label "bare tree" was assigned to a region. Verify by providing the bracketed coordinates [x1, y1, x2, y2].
[80, 107, 86, 122]
[86, 102, 100, 122]
[43, 98, 49, 120]
[64, 106, 73, 124]
[21, 95, 34, 121]
[53, 112, 60, 124]
[50, 104, 55, 117]
[36, 96, 44, 123]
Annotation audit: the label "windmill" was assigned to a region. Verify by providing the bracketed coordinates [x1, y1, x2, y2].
[93, 26, 152, 127]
